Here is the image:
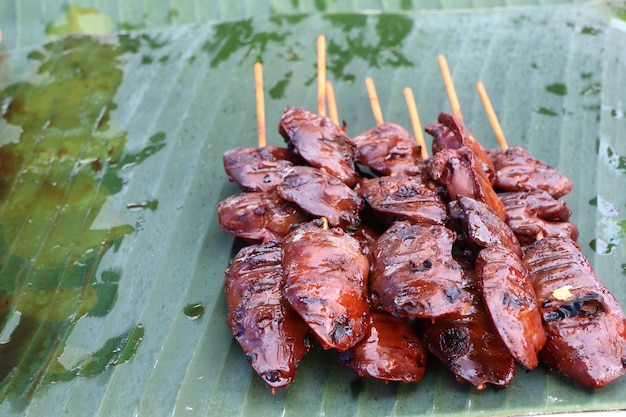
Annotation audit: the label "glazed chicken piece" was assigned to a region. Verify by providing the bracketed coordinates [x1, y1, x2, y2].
[447, 195, 522, 259]
[337, 310, 428, 383]
[369, 221, 472, 320]
[279, 106, 360, 187]
[217, 191, 308, 242]
[282, 220, 371, 351]
[499, 190, 578, 245]
[475, 246, 546, 369]
[426, 112, 496, 183]
[225, 241, 311, 390]
[277, 166, 363, 232]
[487, 146, 573, 198]
[418, 286, 516, 389]
[222, 146, 301, 192]
[358, 174, 447, 227]
[427, 147, 507, 221]
[523, 237, 626, 388]
[350, 122, 423, 176]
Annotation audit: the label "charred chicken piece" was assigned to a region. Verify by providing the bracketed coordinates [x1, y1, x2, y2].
[523, 237, 626, 388]
[338, 310, 428, 383]
[370, 221, 472, 320]
[217, 191, 308, 242]
[426, 112, 496, 183]
[418, 286, 516, 389]
[499, 190, 578, 245]
[475, 246, 546, 369]
[222, 146, 301, 192]
[279, 106, 359, 187]
[487, 146, 573, 198]
[448, 196, 522, 259]
[350, 122, 423, 176]
[277, 166, 362, 232]
[358, 174, 447, 227]
[427, 147, 507, 221]
[225, 241, 311, 390]
[282, 220, 371, 351]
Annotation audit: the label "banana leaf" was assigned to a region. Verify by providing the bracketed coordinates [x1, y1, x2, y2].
[0, 2, 625, 416]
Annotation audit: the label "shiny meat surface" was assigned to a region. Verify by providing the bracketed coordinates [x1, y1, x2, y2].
[225, 241, 311, 389]
[448, 196, 522, 258]
[279, 106, 359, 187]
[337, 311, 428, 382]
[217, 191, 308, 242]
[418, 288, 516, 389]
[350, 122, 423, 176]
[499, 190, 578, 244]
[426, 112, 495, 183]
[427, 147, 507, 221]
[277, 166, 362, 232]
[487, 146, 573, 198]
[282, 221, 371, 350]
[523, 237, 626, 388]
[350, 223, 381, 265]
[358, 174, 447, 226]
[370, 221, 472, 319]
[476, 246, 546, 369]
[222, 146, 300, 192]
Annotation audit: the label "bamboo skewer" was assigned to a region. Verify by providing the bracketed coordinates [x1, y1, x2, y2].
[437, 54, 463, 123]
[317, 35, 327, 117]
[254, 62, 267, 148]
[403, 87, 429, 160]
[476, 81, 508, 150]
[326, 80, 339, 126]
[365, 77, 384, 126]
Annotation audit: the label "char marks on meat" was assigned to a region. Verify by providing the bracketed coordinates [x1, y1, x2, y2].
[475, 246, 546, 369]
[370, 221, 472, 319]
[350, 122, 423, 176]
[499, 190, 578, 244]
[223, 146, 301, 192]
[217, 191, 308, 242]
[358, 174, 447, 226]
[487, 146, 573, 198]
[225, 241, 311, 389]
[523, 237, 626, 388]
[282, 221, 371, 351]
[419, 287, 516, 389]
[279, 106, 359, 187]
[277, 165, 362, 232]
[338, 310, 428, 382]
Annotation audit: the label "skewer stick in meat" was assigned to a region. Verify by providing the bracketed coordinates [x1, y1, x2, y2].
[437, 54, 463, 123]
[326, 80, 339, 126]
[365, 77, 384, 126]
[317, 35, 327, 117]
[476, 81, 508, 150]
[254, 62, 267, 147]
[403, 86, 429, 159]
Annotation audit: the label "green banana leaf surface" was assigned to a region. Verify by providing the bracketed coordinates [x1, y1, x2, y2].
[0, 1, 625, 416]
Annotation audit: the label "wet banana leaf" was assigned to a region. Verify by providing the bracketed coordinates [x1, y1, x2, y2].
[0, 2, 625, 417]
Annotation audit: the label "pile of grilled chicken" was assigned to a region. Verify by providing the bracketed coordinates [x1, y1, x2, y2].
[218, 107, 626, 391]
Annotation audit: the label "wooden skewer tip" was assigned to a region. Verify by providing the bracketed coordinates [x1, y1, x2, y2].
[437, 54, 463, 123]
[326, 80, 339, 126]
[317, 35, 327, 117]
[365, 77, 384, 126]
[403, 87, 429, 160]
[254, 62, 267, 148]
[475, 81, 508, 150]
